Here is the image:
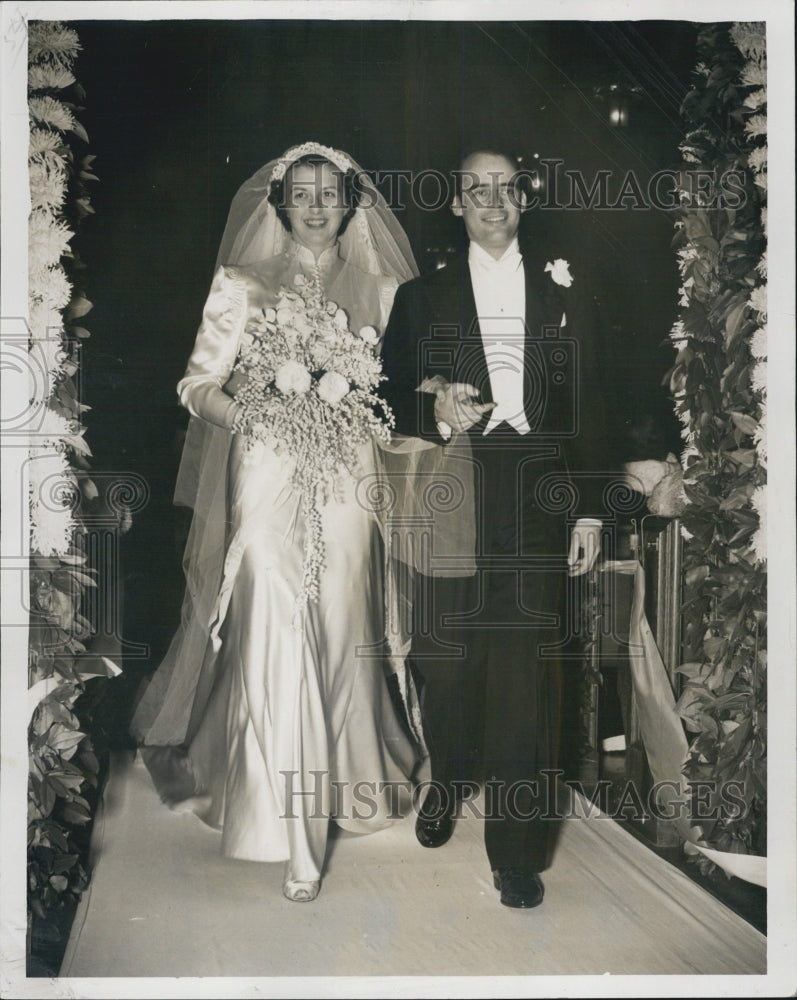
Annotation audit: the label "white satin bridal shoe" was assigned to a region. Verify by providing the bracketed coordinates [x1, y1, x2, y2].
[282, 864, 321, 902]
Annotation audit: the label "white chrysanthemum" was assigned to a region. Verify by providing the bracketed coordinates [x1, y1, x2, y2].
[28, 448, 71, 499]
[754, 401, 767, 466]
[751, 360, 767, 395]
[749, 284, 767, 319]
[730, 23, 766, 61]
[756, 251, 767, 279]
[29, 160, 67, 213]
[32, 405, 74, 448]
[29, 339, 68, 402]
[677, 246, 699, 270]
[29, 265, 72, 312]
[748, 145, 767, 175]
[681, 443, 700, 468]
[29, 127, 64, 156]
[744, 114, 767, 140]
[694, 61, 710, 77]
[669, 320, 688, 350]
[749, 325, 767, 359]
[29, 95, 76, 134]
[28, 210, 74, 272]
[740, 61, 767, 88]
[29, 147, 69, 177]
[750, 485, 767, 564]
[28, 22, 81, 67]
[677, 276, 696, 307]
[30, 503, 76, 557]
[28, 65, 76, 91]
[28, 299, 65, 344]
[743, 88, 767, 111]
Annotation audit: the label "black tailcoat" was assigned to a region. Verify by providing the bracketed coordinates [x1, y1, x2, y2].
[381, 249, 614, 871]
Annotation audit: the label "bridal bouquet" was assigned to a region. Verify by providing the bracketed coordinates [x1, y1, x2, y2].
[230, 273, 393, 613]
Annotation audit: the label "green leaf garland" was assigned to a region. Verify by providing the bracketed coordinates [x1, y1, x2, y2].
[666, 22, 767, 867]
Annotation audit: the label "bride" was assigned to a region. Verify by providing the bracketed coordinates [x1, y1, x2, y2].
[130, 142, 421, 902]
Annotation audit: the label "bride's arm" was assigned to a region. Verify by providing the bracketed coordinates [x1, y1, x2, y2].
[177, 266, 246, 429]
[376, 276, 400, 350]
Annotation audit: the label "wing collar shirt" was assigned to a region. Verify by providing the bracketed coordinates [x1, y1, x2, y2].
[468, 238, 530, 436]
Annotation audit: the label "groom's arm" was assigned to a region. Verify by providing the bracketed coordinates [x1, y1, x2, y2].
[562, 276, 617, 575]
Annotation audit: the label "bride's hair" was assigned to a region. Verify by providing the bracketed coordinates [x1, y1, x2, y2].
[267, 154, 361, 237]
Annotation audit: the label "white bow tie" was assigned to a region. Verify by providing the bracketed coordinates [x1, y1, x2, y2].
[473, 251, 522, 275]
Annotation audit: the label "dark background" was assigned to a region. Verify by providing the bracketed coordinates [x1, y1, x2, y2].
[67, 17, 696, 676]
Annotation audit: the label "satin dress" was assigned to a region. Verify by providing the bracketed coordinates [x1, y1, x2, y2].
[135, 245, 418, 885]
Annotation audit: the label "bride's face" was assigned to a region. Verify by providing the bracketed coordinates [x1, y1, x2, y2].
[284, 162, 347, 254]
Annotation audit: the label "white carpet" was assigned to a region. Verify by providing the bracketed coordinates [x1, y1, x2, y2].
[58, 751, 766, 985]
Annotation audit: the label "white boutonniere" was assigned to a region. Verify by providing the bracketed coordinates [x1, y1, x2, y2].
[545, 258, 574, 287]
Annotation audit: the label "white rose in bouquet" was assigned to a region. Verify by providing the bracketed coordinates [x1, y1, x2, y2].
[292, 312, 314, 336]
[317, 370, 349, 405]
[275, 359, 312, 396]
[334, 308, 349, 330]
[277, 306, 294, 326]
[359, 325, 379, 345]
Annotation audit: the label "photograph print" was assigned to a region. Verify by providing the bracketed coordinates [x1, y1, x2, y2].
[1, 1, 794, 997]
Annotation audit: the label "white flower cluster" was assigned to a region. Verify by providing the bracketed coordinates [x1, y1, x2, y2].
[230, 274, 393, 615]
[754, 400, 767, 467]
[729, 22, 766, 62]
[750, 484, 767, 564]
[669, 319, 688, 352]
[749, 325, 767, 359]
[27, 22, 88, 557]
[749, 284, 767, 321]
[27, 22, 81, 67]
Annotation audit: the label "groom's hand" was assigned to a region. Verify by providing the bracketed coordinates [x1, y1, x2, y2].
[434, 381, 496, 433]
[567, 521, 602, 576]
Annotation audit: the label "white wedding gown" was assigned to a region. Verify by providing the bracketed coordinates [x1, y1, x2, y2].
[131, 245, 418, 884]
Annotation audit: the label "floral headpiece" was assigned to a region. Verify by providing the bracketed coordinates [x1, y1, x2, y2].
[270, 142, 355, 183]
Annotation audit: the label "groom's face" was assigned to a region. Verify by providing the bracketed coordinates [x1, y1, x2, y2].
[452, 153, 525, 259]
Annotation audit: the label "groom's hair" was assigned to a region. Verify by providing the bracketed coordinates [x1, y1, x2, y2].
[452, 148, 522, 200]
[268, 154, 361, 236]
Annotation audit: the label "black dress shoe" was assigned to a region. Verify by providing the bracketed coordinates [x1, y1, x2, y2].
[415, 786, 456, 848]
[492, 867, 545, 908]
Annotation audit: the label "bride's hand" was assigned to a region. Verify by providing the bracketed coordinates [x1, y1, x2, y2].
[434, 381, 496, 433]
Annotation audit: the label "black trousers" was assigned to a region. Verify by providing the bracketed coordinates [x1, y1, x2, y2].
[410, 439, 568, 873]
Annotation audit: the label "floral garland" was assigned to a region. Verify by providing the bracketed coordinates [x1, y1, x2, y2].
[26, 20, 106, 938]
[666, 22, 767, 868]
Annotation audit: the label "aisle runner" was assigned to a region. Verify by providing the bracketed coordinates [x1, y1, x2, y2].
[61, 752, 765, 979]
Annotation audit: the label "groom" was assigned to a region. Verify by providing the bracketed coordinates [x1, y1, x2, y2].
[381, 149, 612, 908]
